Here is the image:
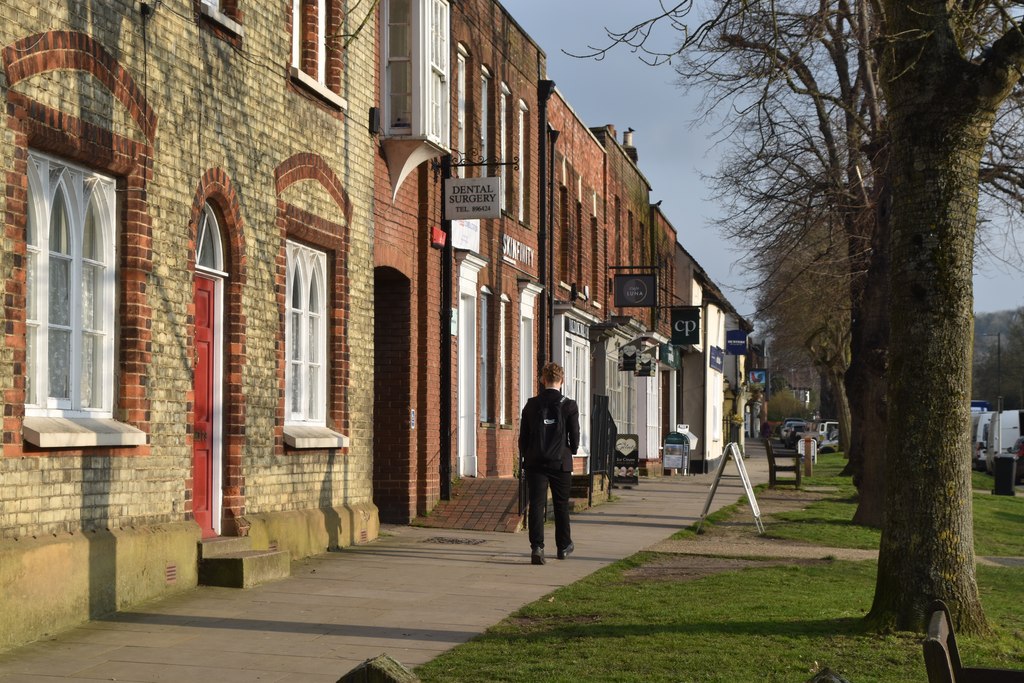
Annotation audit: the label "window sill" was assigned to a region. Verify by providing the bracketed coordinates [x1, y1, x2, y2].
[199, 3, 244, 38]
[284, 425, 349, 450]
[23, 417, 147, 449]
[289, 67, 348, 112]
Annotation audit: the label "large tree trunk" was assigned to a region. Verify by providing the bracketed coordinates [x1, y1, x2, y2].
[869, 8, 989, 629]
[847, 165, 890, 529]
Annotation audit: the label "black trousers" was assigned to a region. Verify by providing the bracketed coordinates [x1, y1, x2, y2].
[525, 467, 572, 551]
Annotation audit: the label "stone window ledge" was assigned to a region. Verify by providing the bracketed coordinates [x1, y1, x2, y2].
[289, 67, 348, 112]
[284, 425, 349, 450]
[199, 3, 245, 38]
[23, 417, 147, 449]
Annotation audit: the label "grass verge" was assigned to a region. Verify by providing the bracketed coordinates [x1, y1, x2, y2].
[415, 451, 1024, 682]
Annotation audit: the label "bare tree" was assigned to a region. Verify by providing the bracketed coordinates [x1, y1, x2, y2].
[578, 0, 1024, 632]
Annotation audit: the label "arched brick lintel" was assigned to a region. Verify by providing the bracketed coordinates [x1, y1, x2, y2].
[2, 31, 157, 143]
[274, 153, 352, 225]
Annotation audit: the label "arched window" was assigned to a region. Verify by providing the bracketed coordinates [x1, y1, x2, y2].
[25, 152, 116, 416]
[286, 240, 328, 424]
[196, 203, 225, 273]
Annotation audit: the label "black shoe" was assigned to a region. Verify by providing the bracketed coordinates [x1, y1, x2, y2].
[557, 543, 574, 560]
[531, 547, 545, 565]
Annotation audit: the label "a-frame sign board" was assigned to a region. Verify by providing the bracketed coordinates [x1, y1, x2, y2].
[696, 442, 764, 535]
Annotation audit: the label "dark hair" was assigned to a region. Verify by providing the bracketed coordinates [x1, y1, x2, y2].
[540, 362, 564, 386]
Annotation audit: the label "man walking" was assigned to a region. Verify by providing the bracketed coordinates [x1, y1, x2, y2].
[519, 362, 579, 565]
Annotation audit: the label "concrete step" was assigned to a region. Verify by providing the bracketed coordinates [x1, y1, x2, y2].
[198, 536, 253, 559]
[198, 549, 291, 588]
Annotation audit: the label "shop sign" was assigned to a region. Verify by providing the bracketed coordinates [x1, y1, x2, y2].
[749, 368, 768, 386]
[452, 219, 480, 252]
[671, 306, 701, 346]
[659, 343, 679, 369]
[618, 345, 637, 372]
[501, 233, 534, 267]
[565, 318, 588, 340]
[635, 349, 656, 377]
[613, 273, 657, 308]
[726, 329, 748, 355]
[443, 177, 502, 219]
[709, 346, 724, 372]
[613, 434, 640, 487]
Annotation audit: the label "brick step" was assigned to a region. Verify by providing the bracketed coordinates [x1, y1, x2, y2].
[198, 548, 291, 588]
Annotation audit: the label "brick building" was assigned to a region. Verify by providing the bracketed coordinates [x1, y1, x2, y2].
[1, 0, 379, 649]
[371, 0, 696, 523]
[0, 0, 753, 652]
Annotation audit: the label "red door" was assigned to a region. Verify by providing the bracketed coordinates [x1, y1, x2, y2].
[193, 276, 217, 538]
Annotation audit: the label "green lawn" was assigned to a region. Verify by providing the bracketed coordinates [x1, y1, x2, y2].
[415, 452, 1024, 683]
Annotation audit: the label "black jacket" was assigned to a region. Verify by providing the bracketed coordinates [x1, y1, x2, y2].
[519, 388, 580, 472]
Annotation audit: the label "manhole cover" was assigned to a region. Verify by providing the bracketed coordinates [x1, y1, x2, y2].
[423, 537, 487, 545]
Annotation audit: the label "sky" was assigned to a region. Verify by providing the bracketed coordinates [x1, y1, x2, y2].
[501, 0, 1024, 319]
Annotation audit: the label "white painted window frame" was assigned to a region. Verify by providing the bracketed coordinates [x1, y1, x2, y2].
[381, 0, 450, 144]
[285, 240, 329, 426]
[25, 151, 116, 418]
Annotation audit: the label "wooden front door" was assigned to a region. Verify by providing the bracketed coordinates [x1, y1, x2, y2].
[193, 275, 217, 538]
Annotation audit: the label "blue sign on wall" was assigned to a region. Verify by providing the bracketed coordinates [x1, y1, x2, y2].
[726, 329, 748, 355]
[709, 346, 724, 372]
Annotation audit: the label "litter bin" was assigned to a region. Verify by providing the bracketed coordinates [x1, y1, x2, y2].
[993, 454, 1017, 496]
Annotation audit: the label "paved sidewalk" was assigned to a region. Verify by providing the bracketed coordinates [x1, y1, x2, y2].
[0, 448, 768, 682]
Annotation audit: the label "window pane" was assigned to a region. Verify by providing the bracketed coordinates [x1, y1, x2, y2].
[391, 0, 410, 23]
[291, 311, 302, 360]
[26, 200, 36, 245]
[50, 191, 70, 254]
[26, 326, 35, 405]
[49, 328, 70, 400]
[26, 252, 36, 322]
[82, 262, 98, 330]
[292, 271, 302, 309]
[389, 63, 412, 128]
[307, 366, 318, 419]
[49, 256, 71, 327]
[389, 25, 410, 58]
[83, 194, 101, 262]
[291, 361, 302, 413]
[81, 331, 97, 408]
[307, 313, 317, 364]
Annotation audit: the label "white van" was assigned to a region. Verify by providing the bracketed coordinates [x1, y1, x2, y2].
[979, 410, 1023, 473]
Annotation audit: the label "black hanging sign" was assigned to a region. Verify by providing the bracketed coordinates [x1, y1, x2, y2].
[671, 307, 701, 346]
[613, 273, 657, 308]
[618, 345, 637, 372]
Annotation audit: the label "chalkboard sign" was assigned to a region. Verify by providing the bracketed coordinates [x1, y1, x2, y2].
[613, 434, 640, 487]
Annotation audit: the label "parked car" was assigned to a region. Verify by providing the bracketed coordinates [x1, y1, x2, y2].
[782, 420, 809, 449]
[801, 420, 838, 444]
[776, 417, 804, 440]
[819, 429, 840, 454]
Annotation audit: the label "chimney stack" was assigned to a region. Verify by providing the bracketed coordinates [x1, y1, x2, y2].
[622, 127, 638, 163]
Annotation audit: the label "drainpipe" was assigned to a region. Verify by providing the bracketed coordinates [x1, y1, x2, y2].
[537, 80, 555, 367]
[440, 154, 453, 500]
[547, 124, 560, 364]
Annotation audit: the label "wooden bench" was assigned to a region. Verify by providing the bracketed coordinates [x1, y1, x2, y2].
[923, 600, 1024, 683]
[764, 438, 801, 488]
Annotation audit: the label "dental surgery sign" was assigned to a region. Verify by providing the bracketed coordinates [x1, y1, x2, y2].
[671, 306, 701, 346]
[444, 177, 502, 219]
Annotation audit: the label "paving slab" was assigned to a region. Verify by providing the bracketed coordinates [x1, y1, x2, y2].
[0, 446, 769, 681]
